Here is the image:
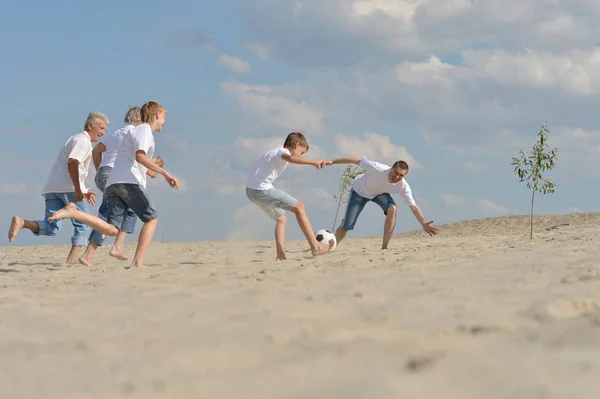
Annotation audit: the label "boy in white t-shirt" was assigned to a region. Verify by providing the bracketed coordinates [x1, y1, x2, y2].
[330, 157, 438, 249]
[48, 101, 180, 268]
[8, 112, 109, 263]
[246, 132, 335, 260]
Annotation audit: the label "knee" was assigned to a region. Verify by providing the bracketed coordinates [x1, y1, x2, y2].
[277, 214, 287, 224]
[290, 200, 305, 214]
[387, 205, 397, 215]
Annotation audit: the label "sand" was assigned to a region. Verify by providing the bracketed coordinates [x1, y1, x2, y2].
[1, 212, 600, 398]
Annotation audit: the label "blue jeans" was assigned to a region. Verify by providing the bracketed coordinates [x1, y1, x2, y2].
[88, 166, 137, 245]
[34, 192, 89, 246]
[105, 183, 158, 228]
[341, 189, 396, 231]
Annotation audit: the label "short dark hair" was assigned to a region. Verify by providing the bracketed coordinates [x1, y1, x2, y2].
[283, 132, 309, 151]
[393, 160, 409, 170]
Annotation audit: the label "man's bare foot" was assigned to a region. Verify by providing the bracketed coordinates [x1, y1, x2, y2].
[109, 247, 129, 261]
[311, 239, 335, 256]
[275, 252, 287, 261]
[130, 262, 148, 268]
[8, 216, 24, 242]
[48, 203, 77, 222]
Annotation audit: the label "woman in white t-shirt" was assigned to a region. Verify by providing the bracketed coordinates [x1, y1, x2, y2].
[330, 156, 438, 249]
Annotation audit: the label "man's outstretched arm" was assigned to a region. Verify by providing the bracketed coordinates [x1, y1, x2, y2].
[409, 204, 438, 236]
[330, 157, 361, 165]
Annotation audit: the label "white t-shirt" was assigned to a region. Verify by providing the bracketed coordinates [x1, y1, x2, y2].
[106, 123, 155, 188]
[246, 147, 291, 190]
[99, 124, 134, 169]
[42, 131, 93, 195]
[352, 157, 417, 206]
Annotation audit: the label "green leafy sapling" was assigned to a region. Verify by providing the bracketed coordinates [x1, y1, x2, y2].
[511, 122, 558, 239]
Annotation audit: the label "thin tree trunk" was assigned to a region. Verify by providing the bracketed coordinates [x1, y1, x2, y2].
[530, 189, 535, 239]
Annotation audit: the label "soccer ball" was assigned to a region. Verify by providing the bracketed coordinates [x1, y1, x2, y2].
[315, 228, 337, 251]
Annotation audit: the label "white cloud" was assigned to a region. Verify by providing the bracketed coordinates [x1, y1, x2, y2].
[334, 132, 420, 168]
[464, 162, 486, 172]
[0, 182, 27, 195]
[478, 199, 510, 215]
[221, 82, 327, 136]
[441, 194, 464, 207]
[218, 54, 253, 74]
[247, 42, 271, 60]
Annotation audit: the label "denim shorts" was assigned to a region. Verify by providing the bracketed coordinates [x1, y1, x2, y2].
[246, 187, 298, 220]
[104, 183, 158, 228]
[341, 189, 396, 230]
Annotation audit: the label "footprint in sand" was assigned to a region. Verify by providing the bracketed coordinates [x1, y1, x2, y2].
[562, 268, 600, 284]
[523, 296, 600, 323]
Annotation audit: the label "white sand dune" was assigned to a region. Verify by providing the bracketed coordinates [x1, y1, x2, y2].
[1, 213, 600, 398]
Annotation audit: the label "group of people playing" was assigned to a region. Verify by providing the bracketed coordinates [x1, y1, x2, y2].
[7, 101, 438, 266]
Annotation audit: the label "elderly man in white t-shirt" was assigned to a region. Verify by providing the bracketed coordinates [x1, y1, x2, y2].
[329, 157, 438, 249]
[8, 112, 109, 263]
[78, 106, 165, 267]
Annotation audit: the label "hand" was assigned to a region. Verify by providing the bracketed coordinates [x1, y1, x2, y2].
[314, 160, 326, 169]
[153, 155, 165, 168]
[164, 172, 180, 190]
[324, 160, 333, 166]
[75, 188, 84, 202]
[84, 190, 96, 206]
[422, 221, 438, 236]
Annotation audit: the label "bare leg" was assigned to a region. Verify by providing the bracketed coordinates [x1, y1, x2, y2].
[48, 203, 119, 236]
[130, 218, 158, 268]
[382, 205, 397, 250]
[274, 214, 286, 260]
[8, 217, 39, 242]
[109, 232, 129, 261]
[79, 242, 99, 266]
[335, 226, 348, 245]
[290, 201, 334, 256]
[65, 245, 82, 264]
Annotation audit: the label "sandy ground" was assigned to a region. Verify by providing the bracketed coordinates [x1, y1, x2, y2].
[1, 212, 600, 398]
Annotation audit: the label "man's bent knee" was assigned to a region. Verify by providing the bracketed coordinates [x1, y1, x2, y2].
[386, 205, 397, 215]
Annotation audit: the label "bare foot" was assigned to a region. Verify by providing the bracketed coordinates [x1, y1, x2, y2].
[48, 203, 77, 223]
[311, 239, 335, 256]
[78, 256, 93, 267]
[275, 253, 287, 261]
[8, 216, 24, 242]
[130, 262, 148, 269]
[109, 247, 129, 261]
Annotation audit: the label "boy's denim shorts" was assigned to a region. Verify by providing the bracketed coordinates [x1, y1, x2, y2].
[104, 183, 158, 228]
[341, 189, 396, 230]
[246, 187, 298, 220]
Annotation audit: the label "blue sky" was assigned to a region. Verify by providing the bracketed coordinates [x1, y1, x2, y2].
[2, 0, 600, 247]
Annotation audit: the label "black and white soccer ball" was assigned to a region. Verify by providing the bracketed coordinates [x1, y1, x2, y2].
[315, 229, 337, 251]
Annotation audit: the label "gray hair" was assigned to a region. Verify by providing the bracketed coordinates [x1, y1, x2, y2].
[84, 111, 110, 130]
[124, 105, 142, 124]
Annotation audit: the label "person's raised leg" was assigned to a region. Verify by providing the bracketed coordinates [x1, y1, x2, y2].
[9, 194, 64, 242]
[8, 217, 40, 242]
[129, 218, 158, 268]
[290, 200, 334, 256]
[48, 203, 119, 237]
[382, 205, 397, 249]
[274, 213, 287, 260]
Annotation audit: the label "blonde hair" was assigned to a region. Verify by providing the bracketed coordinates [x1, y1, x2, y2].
[84, 112, 109, 130]
[140, 101, 166, 124]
